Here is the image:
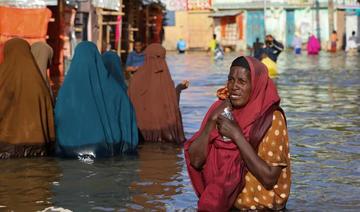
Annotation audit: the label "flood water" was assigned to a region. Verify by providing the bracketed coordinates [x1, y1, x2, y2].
[0, 51, 359, 211]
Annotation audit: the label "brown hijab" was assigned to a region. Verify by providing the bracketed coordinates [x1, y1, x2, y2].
[31, 41, 53, 85]
[0, 38, 55, 158]
[128, 43, 185, 144]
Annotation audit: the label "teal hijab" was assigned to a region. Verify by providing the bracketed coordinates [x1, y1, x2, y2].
[55, 42, 138, 158]
[102, 51, 127, 90]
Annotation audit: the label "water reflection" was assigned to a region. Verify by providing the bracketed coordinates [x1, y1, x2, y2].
[129, 143, 183, 210]
[52, 156, 139, 211]
[0, 158, 60, 211]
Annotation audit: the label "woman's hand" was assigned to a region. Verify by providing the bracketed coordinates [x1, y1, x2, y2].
[208, 99, 231, 123]
[216, 115, 243, 141]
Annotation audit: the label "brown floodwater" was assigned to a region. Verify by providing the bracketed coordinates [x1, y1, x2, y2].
[0, 51, 359, 211]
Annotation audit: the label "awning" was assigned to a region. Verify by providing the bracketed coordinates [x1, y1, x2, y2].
[91, 0, 120, 11]
[209, 10, 241, 18]
[0, 0, 57, 7]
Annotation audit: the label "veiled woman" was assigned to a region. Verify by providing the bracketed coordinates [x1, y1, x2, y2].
[31, 41, 53, 87]
[185, 56, 291, 211]
[55, 42, 138, 158]
[101, 50, 127, 91]
[128, 43, 186, 144]
[0, 38, 55, 159]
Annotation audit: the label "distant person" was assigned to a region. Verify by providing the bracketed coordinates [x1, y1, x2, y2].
[346, 31, 358, 56]
[330, 30, 338, 52]
[307, 34, 321, 55]
[128, 43, 189, 144]
[0, 38, 55, 159]
[177, 38, 186, 54]
[208, 34, 218, 55]
[55, 42, 138, 158]
[126, 40, 145, 73]
[31, 41, 53, 92]
[214, 42, 224, 60]
[252, 37, 264, 60]
[262, 34, 284, 62]
[292, 33, 302, 55]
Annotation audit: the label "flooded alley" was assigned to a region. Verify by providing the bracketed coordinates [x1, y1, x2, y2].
[0, 51, 359, 211]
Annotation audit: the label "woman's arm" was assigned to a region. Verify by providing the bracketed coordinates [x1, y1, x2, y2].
[217, 115, 283, 190]
[188, 100, 229, 169]
[188, 120, 215, 169]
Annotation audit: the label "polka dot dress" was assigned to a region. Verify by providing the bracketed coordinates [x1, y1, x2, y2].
[234, 111, 291, 210]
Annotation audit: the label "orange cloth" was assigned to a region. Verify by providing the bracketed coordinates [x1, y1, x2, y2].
[234, 111, 291, 210]
[0, 6, 52, 63]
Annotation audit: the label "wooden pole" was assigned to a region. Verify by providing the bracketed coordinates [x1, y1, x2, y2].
[117, 0, 123, 55]
[96, 8, 103, 52]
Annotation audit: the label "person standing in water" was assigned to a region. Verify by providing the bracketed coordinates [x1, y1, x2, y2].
[330, 30, 338, 53]
[261, 34, 284, 63]
[292, 33, 302, 55]
[128, 43, 189, 144]
[126, 40, 145, 74]
[185, 56, 291, 211]
[177, 38, 186, 54]
[0, 38, 55, 159]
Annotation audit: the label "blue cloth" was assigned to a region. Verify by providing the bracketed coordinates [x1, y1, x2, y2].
[125, 51, 144, 67]
[102, 51, 127, 91]
[177, 39, 186, 51]
[55, 42, 138, 158]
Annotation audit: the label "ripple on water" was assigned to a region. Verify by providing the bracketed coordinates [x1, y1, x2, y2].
[0, 51, 359, 211]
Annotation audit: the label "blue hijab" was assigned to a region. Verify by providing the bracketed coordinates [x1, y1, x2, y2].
[55, 42, 138, 158]
[102, 51, 127, 90]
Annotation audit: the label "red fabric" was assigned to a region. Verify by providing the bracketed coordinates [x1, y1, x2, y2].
[220, 17, 227, 38]
[184, 56, 280, 211]
[236, 14, 243, 40]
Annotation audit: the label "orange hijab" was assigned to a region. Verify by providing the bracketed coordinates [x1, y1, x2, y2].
[0, 38, 55, 158]
[128, 43, 185, 144]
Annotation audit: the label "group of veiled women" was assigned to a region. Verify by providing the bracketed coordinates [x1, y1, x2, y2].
[0, 38, 186, 159]
[0, 38, 291, 210]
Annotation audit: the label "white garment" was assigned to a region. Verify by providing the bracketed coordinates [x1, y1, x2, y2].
[346, 36, 358, 52]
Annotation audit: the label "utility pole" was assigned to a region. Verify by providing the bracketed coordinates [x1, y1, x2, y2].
[315, 0, 321, 43]
[264, 0, 267, 35]
[328, 0, 334, 37]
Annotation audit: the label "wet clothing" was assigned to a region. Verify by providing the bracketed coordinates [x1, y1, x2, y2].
[102, 51, 127, 91]
[330, 33, 337, 52]
[261, 57, 277, 78]
[292, 36, 302, 55]
[185, 56, 289, 211]
[128, 44, 185, 144]
[261, 39, 284, 62]
[307, 35, 321, 55]
[234, 110, 291, 210]
[125, 51, 145, 68]
[55, 42, 138, 158]
[0, 38, 55, 159]
[208, 38, 217, 52]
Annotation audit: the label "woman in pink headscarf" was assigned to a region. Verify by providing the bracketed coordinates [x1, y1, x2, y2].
[307, 34, 321, 55]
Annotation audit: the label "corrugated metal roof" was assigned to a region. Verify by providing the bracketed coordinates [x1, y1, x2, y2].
[209, 10, 241, 17]
[0, 0, 57, 7]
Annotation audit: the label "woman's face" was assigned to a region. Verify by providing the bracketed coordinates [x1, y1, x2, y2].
[227, 66, 252, 108]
